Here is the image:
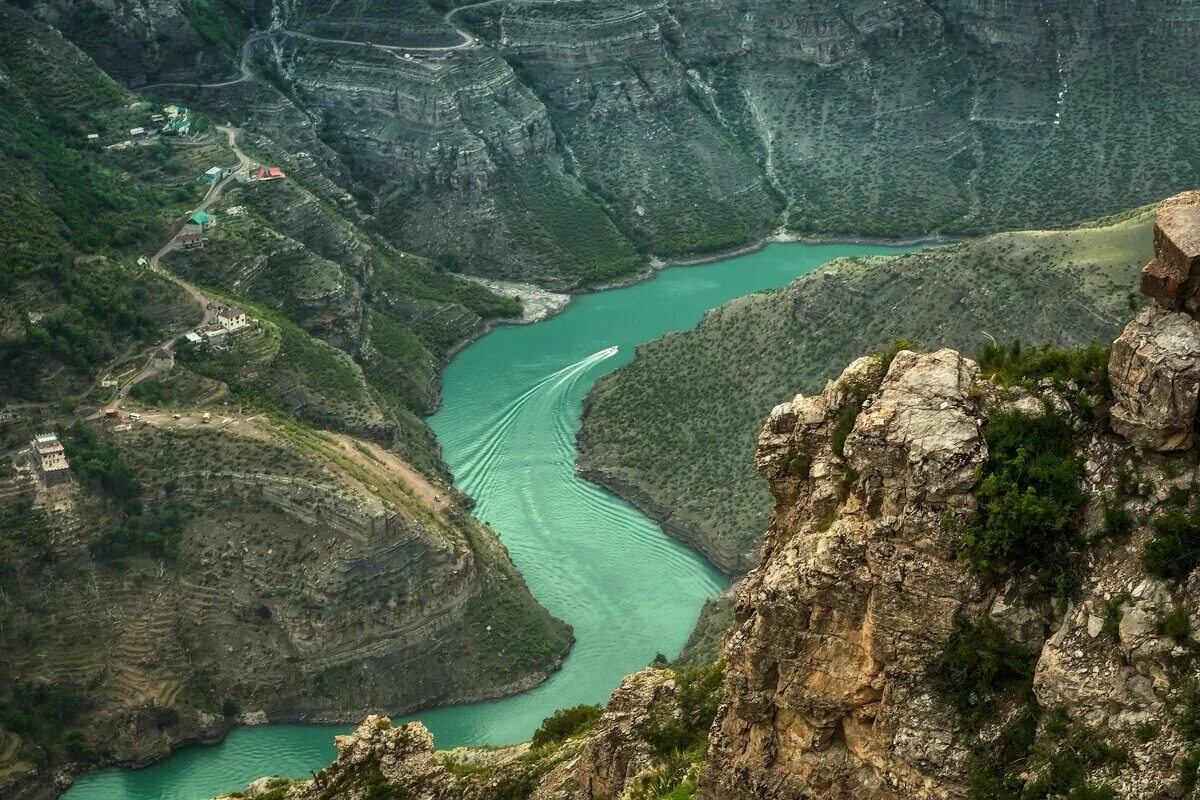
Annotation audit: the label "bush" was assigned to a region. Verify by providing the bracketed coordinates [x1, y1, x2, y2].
[966, 706, 1126, 800]
[62, 421, 141, 513]
[977, 340, 1110, 397]
[531, 704, 602, 748]
[639, 662, 724, 757]
[957, 409, 1085, 595]
[927, 615, 1034, 723]
[1143, 509, 1200, 582]
[1159, 603, 1194, 643]
[1100, 504, 1134, 537]
[1174, 680, 1200, 743]
[1021, 710, 1126, 799]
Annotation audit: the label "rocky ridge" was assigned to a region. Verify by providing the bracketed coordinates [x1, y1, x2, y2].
[701, 191, 1200, 798]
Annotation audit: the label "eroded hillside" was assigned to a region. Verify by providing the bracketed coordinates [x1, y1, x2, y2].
[20, 0, 1200, 284]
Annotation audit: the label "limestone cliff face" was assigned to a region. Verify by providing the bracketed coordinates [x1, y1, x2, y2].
[37, 0, 1200, 286]
[698, 192, 1200, 799]
[701, 349, 988, 800]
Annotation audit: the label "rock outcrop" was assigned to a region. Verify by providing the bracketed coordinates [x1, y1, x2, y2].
[1112, 193, 1200, 451]
[698, 190, 1200, 799]
[701, 349, 987, 800]
[532, 670, 678, 800]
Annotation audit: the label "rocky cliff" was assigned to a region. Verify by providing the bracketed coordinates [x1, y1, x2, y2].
[701, 190, 1200, 799]
[23, 0, 1200, 285]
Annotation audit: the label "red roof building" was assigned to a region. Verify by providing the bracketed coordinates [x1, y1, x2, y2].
[255, 166, 285, 181]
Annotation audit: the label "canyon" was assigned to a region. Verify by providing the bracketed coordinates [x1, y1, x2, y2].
[4, 1, 1200, 798]
[212, 189, 1200, 800]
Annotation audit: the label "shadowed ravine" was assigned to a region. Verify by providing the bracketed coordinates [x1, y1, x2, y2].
[62, 242, 917, 800]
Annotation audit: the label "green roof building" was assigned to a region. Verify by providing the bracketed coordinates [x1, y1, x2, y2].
[190, 211, 213, 225]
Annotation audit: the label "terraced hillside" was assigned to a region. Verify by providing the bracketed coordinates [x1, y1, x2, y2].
[0, 417, 570, 794]
[580, 208, 1155, 572]
[25, 0, 1200, 285]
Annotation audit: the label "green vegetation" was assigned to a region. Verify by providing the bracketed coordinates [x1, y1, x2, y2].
[181, 0, 253, 57]
[0, 681, 91, 766]
[1100, 503, 1135, 538]
[610, 662, 725, 800]
[580, 212, 1150, 573]
[639, 662, 724, 758]
[1170, 681, 1200, 794]
[928, 615, 1035, 724]
[1159, 603, 1195, 645]
[1143, 507, 1200, 583]
[968, 707, 1126, 800]
[956, 409, 1085, 595]
[977, 340, 1111, 398]
[0, 5, 212, 398]
[61, 422, 186, 561]
[531, 705, 602, 748]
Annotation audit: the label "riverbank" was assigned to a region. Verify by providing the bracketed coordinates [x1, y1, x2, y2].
[574, 444, 752, 577]
[55, 646, 570, 800]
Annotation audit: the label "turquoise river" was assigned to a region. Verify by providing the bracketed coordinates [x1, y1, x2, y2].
[64, 241, 916, 800]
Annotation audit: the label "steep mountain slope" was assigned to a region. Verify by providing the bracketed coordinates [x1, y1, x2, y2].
[21, 0, 1200, 284]
[0, 7, 215, 400]
[580, 208, 1153, 573]
[0, 416, 570, 798]
[214, 190, 1200, 800]
[0, 8, 570, 796]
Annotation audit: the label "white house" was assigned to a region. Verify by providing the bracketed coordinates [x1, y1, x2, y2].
[217, 307, 248, 332]
[31, 433, 70, 486]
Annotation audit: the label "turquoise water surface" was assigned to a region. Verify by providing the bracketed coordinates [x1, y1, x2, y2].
[64, 242, 916, 800]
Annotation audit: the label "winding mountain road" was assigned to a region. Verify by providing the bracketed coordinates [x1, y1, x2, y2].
[130, 0, 507, 92]
[97, 125, 252, 410]
[134, 33, 268, 92]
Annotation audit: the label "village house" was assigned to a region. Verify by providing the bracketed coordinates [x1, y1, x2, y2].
[175, 231, 205, 249]
[153, 348, 175, 370]
[201, 166, 229, 184]
[160, 105, 192, 136]
[183, 210, 215, 236]
[217, 307, 249, 332]
[254, 165, 285, 181]
[31, 433, 70, 487]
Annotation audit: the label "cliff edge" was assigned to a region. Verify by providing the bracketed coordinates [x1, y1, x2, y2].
[701, 190, 1200, 799]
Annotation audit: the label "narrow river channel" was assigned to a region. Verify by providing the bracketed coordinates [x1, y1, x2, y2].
[64, 241, 917, 800]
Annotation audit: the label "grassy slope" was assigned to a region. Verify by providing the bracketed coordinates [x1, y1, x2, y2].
[0, 4, 212, 400]
[580, 208, 1154, 573]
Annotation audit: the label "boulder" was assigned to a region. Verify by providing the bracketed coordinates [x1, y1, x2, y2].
[1109, 305, 1200, 451]
[1141, 191, 1200, 311]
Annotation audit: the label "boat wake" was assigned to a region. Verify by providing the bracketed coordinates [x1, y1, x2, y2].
[456, 347, 620, 496]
